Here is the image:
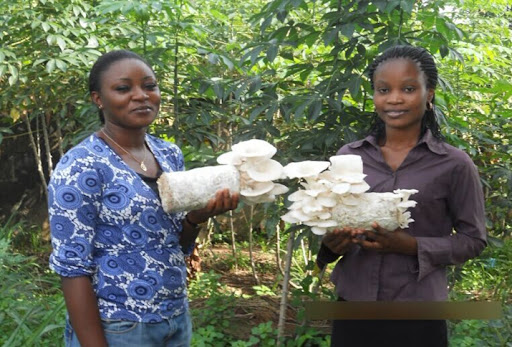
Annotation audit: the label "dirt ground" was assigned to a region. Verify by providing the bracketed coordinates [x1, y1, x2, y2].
[188, 244, 331, 341]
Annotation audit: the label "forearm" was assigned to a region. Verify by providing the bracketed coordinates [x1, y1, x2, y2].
[61, 276, 107, 347]
[179, 213, 203, 251]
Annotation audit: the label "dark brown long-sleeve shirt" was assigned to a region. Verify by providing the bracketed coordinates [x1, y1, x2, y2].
[317, 130, 487, 301]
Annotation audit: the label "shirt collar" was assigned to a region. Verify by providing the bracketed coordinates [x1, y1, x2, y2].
[347, 129, 447, 155]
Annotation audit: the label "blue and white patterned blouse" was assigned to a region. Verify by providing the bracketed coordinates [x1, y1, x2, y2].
[48, 133, 189, 322]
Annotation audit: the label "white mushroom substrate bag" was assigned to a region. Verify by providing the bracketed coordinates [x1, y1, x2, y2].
[157, 165, 240, 213]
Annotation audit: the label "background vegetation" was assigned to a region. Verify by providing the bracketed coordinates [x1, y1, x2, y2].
[1, 0, 510, 345]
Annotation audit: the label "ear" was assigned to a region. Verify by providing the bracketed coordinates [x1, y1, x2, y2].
[91, 91, 101, 108]
[427, 89, 435, 103]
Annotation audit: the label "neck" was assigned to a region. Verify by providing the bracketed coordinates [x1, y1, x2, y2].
[102, 125, 147, 149]
[381, 126, 421, 149]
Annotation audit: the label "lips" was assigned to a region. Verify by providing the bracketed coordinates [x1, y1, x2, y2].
[132, 105, 153, 112]
[384, 110, 407, 117]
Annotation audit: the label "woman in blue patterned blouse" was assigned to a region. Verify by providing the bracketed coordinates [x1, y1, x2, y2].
[48, 50, 239, 347]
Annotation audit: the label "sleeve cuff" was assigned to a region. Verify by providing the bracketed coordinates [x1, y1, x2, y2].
[316, 243, 342, 270]
[416, 236, 452, 282]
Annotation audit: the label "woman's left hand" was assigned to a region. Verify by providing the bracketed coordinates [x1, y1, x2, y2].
[352, 222, 418, 256]
[186, 189, 239, 225]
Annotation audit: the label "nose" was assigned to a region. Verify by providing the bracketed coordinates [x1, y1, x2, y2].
[387, 90, 403, 104]
[133, 87, 149, 100]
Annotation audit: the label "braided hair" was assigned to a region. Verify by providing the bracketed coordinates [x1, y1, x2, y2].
[89, 50, 154, 124]
[367, 45, 444, 141]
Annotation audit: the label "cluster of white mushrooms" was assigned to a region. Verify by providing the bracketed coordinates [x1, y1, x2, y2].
[281, 155, 418, 235]
[216, 139, 289, 204]
[158, 139, 419, 234]
[158, 139, 288, 213]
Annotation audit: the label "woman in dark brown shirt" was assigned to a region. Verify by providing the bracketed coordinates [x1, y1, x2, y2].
[317, 46, 486, 347]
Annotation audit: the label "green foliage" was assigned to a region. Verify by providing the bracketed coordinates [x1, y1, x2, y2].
[189, 271, 236, 330]
[0, 237, 65, 346]
[449, 305, 512, 346]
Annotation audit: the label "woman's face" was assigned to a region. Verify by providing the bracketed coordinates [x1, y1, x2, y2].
[372, 58, 434, 132]
[92, 58, 161, 129]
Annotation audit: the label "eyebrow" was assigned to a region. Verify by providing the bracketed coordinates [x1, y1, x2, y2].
[374, 78, 421, 84]
[117, 76, 155, 81]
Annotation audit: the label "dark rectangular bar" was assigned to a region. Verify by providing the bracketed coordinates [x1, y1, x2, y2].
[304, 301, 503, 320]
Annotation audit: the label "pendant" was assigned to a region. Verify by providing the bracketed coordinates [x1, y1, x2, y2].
[140, 161, 148, 172]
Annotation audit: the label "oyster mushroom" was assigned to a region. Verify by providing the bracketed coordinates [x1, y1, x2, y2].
[240, 181, 274, 197]
[283, 161, 330, 179]
[245, 159, 284, 182]
[232, 139, 277, 159]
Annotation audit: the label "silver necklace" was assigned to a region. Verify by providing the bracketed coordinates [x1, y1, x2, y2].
[101, 129, 148, 172]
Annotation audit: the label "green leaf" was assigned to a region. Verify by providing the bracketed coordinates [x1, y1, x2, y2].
[56, 36, 66, 51]
[266, 44, 278, 62]
[340, 23, 355, 39]
[308, 99, 322, 121]
[348, 75, 361, 99]
[212, 82, 224, 99]
[55, 59, 67, 71]
[42, 22, 51, 32]
[219, 55, 234, 70]
[46, 59, 56, 74]
[323, 27, 338, 46]
[248, 76, 262, 94]
[8, 64, 18, 81]
[399, 0, 415, 13]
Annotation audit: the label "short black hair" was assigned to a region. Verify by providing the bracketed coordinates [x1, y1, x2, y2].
[367, 45, 443, 140]
[89, 50, 153, 123]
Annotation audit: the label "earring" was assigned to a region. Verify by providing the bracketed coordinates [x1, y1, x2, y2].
[427, 101, 433, 111]
[98, 104, 103, 110]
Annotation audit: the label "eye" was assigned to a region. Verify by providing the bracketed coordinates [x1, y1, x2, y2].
[144, 83, 158, 90]
[404, 86, 416, 93]
[115, 85, 130, 92]
[377, 88, 389, 94]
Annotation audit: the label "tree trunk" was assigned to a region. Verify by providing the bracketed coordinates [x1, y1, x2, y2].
[247, 205, 259, 284]
[229, 210, 238, 270]
[23, 114, 48, 198]
[276, 222, 284, 276]
[41, 113, 53, 177]
[277, 229, 295, 344]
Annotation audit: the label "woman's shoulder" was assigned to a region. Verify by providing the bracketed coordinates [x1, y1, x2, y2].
[436, 141, 478, 168]
[146, 134, 181, 153]
[52, 133, 115, 176]
[336, 136, 373, 155]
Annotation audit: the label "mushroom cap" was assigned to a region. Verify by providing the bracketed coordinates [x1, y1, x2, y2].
[245, 159, 284, 182]
[217, 151, 243, 165]
[240, 181, 274, 197]
[311, 227, 328, 235]
[349, 181, 370, 194]
[329, 154, 363, 174]
[328, 155, 367, 182]
[316, 195, 337, 207]
[232, 139, 277, 159]
[242, 193, 276, 204]
[288, 190, 310, 202]
[269, 183, 289, 196]
[332, 182, 351, 195]
[283, 161, 330, 179]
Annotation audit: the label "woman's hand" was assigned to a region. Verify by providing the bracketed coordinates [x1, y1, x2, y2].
[322, 227, 361, 255]
[186, 189, 240, 225]
[352, 222, 418, 256]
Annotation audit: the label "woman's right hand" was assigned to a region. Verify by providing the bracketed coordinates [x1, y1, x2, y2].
[322, 227, 358, 255]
